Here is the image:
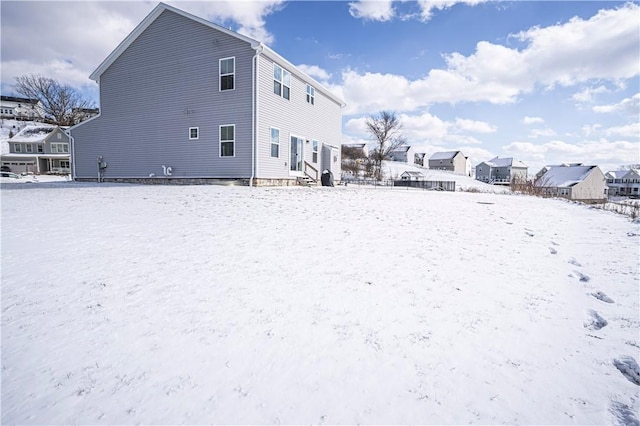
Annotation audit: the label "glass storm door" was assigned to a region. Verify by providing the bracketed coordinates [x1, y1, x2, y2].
[290, 136, 303, 172]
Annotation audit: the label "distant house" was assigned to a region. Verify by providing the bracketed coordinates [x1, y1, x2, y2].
[71, 3, 344, 185]
[414, 152, 426, 167]
[400, 170, 424, 181]
[535, 164, 606, 202]
[1, 125, 71, 174]
[1, 96, 42, 121]
[475, 156, 528, 184]
[72, 107, 100, 122]
[389, 145, 414, 165]
[428, 151, 467, 175]
[606, 169, 640, 197]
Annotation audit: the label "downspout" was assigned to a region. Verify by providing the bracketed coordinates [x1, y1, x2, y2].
[70, 133, 77, 180]
[250, 44, 263, 187]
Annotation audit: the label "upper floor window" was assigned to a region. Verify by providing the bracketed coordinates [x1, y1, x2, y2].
[312, 140, 318, 163]
[26, 144, 33, 153]
[220, 57, 235, 91]
[270, 128, 280, 158]
[220, 124, 235, 157]
[37, 144, 43, 153]
[189, 127, 199, 140]
[306, 85, 315, 105]
[273, 64, 290, 100]
[13, 143, 21, 152]
[51, 143, 69, 153]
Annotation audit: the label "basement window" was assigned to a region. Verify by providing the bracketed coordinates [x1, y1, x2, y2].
[189, 127, 199, 140]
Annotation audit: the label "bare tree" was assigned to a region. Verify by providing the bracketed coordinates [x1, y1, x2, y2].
[365, 111, 406, 180]
[14, 74, 95, 126]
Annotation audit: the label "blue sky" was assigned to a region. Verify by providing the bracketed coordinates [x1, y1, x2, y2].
[1, 1, 638, 173]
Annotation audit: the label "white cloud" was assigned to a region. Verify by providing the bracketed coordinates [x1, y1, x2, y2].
[593, 93, 640, 115]
[338, 3, 640, 113]
[417, 0, 488, 22]
[454, 118, 496, 134]
[296, 64, 332, 83]
[523, 116, 544, 125]
[572, 85, 609, 104]
[528, 128, 557, 139]
[604, 122, 640, 139]
[175, 1, 285, 44]
[348, 0, 395, 22]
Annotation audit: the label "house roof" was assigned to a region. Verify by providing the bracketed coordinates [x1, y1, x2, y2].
[9, 125, 58, 143]
[429, 151, 460, 160]
[538, 165, 599, 187]
[89, 2, 345, 107]
[485, 156, 528, 168]
[606, 169, 640, 179]
[391, 145, 411, 153]
[1, 96, 39, 105]
[401, 171, 423, 176]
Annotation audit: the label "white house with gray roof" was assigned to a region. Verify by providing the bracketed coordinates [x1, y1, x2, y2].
[475, 156, 528, 184]
[606, 169, 640, 198]
[1, 125, 71, 174]
[428, 151, 468, 175]
[535, 164, 606, 202]
[70, 2, 344, 186]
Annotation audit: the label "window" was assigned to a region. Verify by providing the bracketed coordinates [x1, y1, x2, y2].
[37, 144, 43, 153]
[306, 85, 315, 105]
[312, 140, 318, 163]
[220, 57, 235, 91]
[26, 144, 33, 153]
[51, 143, 69, 153]
[13, 143, 21, 153]
[270, 128, 279, 158]
[220, 125, 235, 157]
[273, 64, 290, 100]
[189, 127, 199, 140]
[60, 160, 70, 168]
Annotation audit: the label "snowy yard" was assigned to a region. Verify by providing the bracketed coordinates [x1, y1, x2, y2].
[1, 182, 639, 425]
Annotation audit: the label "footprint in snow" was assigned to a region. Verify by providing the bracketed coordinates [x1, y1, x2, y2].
[584, 309, 608, 330]
[609, 400, 639, 426]
[568, 258, 582, 267]
[548, 247, 558, 254]
[613, 356, 640, 386]
[570, 270, 590, 282]
[591, 291, 614, 303]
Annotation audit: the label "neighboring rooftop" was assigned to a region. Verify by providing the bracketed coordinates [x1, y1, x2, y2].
[430, 151, 460, 161]
[537, 165, 598, 187]
[10, 125, 57, 143]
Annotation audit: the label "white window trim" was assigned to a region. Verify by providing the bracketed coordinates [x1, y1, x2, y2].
[51, 143, 69, 153]
[274, 64, 290, 100]
[219, 124, 235, 158]
[13, 143, 21, 152]
[189, 127, 199, 140]
[219, 57, 235, 92]
[270, 127, 280, 158]
[306, 84, 315, 105]
[312, 139, 319, 163]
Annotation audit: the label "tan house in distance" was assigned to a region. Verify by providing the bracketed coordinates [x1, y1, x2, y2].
[535, 164, 607, 202]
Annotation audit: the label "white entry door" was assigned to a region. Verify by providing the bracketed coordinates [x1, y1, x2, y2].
[290, 136, 303, 174]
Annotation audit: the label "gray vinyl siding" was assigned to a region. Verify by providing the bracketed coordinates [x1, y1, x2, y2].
[255, 55, 342, 180]
[72, 9, 255, 179]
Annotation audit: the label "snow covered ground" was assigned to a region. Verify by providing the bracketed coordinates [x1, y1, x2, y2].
[1, 182, 639, 425]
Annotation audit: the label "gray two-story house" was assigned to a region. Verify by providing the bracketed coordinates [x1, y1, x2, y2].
[1, 125, 71, 174]
[70, 2, 344, 185]
[475, 156, 528, 185]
